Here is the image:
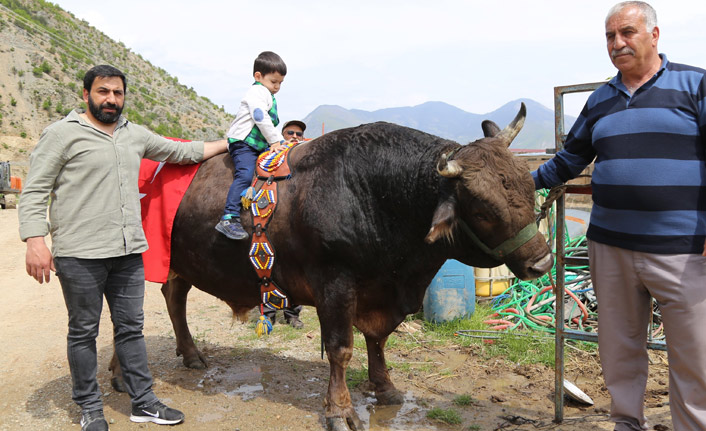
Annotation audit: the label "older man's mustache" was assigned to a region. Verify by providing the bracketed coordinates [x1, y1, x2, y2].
[612, 47, 635, 59]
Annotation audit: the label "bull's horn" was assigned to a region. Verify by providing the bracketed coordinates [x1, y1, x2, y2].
[481, 120, 501, 138]
[496, 102, 526, 148]
[437, 151, 463, 178]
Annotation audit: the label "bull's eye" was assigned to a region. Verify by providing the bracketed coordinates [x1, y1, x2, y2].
[472, 212, 489, 222]
[499, 174, 508, 188]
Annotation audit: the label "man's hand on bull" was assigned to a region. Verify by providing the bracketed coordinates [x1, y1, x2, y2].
[25, 236, 55, 284]
[269, 141, 285, 153]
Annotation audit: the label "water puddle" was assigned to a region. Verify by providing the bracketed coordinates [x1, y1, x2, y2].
[354, 392, 440, 431]
[197, 363, 267, 401]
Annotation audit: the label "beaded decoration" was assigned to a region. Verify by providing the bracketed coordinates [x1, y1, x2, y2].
[246, 142, 299, 336]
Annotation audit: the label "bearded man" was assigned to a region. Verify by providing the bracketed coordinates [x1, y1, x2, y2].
[18, 65, 227, 431]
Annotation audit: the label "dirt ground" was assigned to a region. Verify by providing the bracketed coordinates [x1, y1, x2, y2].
[0, 208, 674, 431]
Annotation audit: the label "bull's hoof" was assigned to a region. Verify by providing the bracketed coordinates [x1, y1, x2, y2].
[177, 347, 208, 369]
[326, 415, 364, 431]
[376, 388, 404, 405]
[182, 355, 207, 370]
[111, 376, 126, 393]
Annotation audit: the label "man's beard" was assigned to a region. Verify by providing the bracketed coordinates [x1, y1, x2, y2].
[87, 95, 123, 124]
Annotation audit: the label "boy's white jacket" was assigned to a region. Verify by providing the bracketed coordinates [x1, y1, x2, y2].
[226, 84, 284, 144]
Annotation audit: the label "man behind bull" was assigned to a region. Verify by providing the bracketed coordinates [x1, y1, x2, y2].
[263, 119, 307, 329]
[19, 65, 228, 431]
[533, 2, 706, 430]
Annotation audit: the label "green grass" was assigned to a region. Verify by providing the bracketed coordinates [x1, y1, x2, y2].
[452, 394, 477, 406]
[414, 302, 596, 368]
[426, 407, 462, 425]
[346, 366, 368, 389]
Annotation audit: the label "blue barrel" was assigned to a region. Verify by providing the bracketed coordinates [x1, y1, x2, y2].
[423, 259, 475, 322]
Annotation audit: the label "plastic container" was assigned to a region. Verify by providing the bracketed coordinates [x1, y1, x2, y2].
[10, 176, 22, 191]
[423, 259, 475, 322]
[475, 265, 514, 297]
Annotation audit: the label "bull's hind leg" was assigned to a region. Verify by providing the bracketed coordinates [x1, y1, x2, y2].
[365, 335, 404, 405]
[109, 342, 126, 392]
[161, 277, 208, 369]
[318, 309, 364, 431]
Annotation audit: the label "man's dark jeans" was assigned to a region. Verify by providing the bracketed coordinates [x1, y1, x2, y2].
[54, 254, 158, 412]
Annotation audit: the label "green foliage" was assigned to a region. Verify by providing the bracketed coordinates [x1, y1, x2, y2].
[13, 18, 33, 34]
[10, 97, 17, 107]
[20, 132, 26, 138]
[426, 407, 462, 425]
[42, 97, 51, 111]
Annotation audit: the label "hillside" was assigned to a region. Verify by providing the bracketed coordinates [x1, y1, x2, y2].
[0, 0, 569, 185]
[0, 0, 233, 179]
[303, 99, 574, 150]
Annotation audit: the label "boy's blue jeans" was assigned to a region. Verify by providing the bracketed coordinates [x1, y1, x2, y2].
[54, 254, 158, 412]
[224, 140, 261, 216]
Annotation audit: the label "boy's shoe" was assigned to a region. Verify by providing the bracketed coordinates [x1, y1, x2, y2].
[80, 410, 109, 431]
[130, 401, 184, 425]
[215, 216, 248, 240]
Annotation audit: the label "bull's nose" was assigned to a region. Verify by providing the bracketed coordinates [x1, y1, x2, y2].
[531, 253, 554, 275]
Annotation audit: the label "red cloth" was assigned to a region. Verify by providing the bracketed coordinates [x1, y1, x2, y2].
[138, 138, 200, 283]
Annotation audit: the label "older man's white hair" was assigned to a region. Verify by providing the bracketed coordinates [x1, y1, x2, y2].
[606, 1, 658, 32]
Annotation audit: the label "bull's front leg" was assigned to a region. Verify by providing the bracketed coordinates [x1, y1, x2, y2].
[318, 308, 364, 431]
[365, 335, 404, 405]
[161, 276, 207, 369]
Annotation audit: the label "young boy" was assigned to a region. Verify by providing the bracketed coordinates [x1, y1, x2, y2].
[216, 51, 287, 240]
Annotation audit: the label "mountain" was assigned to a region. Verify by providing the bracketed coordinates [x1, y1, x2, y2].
[303, 99, 575, 150]
[0, 0, 233, 179]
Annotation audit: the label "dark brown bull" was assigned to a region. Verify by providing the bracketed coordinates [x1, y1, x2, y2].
[112, 103, 553, 430]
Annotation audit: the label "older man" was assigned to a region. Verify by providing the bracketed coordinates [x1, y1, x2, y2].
[19, 65, 227, 431]
[533, 2, 706, 430]
[263, 119, 306, 329]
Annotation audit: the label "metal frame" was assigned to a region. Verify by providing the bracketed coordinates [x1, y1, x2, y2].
[552, 83, 666, 422]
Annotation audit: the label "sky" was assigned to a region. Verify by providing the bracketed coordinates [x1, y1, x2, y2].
[51, 0, 706, 122]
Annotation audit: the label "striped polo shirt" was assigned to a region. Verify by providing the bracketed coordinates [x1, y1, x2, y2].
[533, 54, 706, 254]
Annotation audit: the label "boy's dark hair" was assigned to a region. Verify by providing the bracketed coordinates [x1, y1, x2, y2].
[83, 65, 127, 92]
[253, 51, 287, 77]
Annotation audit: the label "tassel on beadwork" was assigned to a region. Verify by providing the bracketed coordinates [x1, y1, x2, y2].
[255, 315, 273, 337]
[241, 186, 255, 209]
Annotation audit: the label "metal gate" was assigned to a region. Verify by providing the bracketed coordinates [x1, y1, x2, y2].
[551, 82, 667, 422]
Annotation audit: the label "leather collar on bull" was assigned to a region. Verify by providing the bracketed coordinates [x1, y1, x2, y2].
[242, 141, 298, 335]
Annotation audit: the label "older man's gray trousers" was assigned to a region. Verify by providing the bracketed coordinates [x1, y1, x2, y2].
[588, 240, 706, 431]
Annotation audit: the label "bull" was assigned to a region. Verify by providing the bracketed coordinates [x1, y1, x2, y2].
[112, 103, 553, 430]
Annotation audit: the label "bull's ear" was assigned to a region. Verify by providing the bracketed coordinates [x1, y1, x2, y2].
[425, 199, 457, 244]
[481, 120, 501, 138]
